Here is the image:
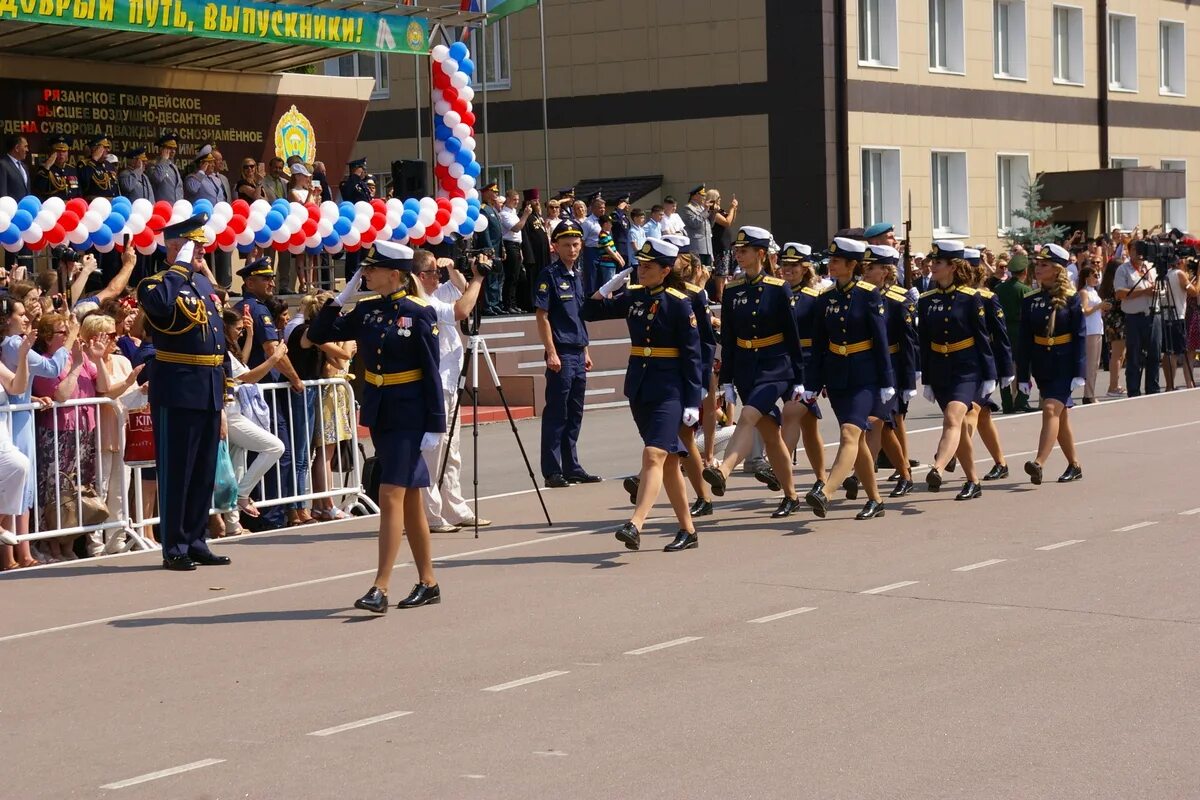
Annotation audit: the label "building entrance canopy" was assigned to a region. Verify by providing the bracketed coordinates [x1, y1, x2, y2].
[1040, 167, 1186, 204]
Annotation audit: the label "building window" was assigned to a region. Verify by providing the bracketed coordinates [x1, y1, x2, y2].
[929, 0, 965, 73]
[861, 148, 901, 228]
[997, 155, 1030, 233]
[1109, 158, 1139, 231]
[931, 151, 968, 237]
[1160, 21, 1186, 96]
[994, 1, 1027, 79]
[1162, 159, 1187, 231]
[325, 52, 390, 100]
[484, 164, 515, 195]
[448, 20, 511, 90]
[859, 0, 899, 67]
[1053, 5, 1084, 85]
[1109, 13, 1138, 91]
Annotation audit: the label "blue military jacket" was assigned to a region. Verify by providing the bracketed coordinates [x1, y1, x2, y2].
[307, 290, 445, 434]
[340, 175, 371, 204]
[684, 280, 718, 376]
[137, 265, 230, 411]
[534, 260, 589, 351]
[1016, 289, 1087, 385]
[78, 158, 117, 200]
[917, 285, 998, 386]
[978, 288, 1015, 380]
[789, 282, 822, 373]
[234, 295, 280, 377]
[884, 284, 920, 392]
[584, 284, 702, 408]
[808, 279, 895, 392]
[718, 272, 804, 389]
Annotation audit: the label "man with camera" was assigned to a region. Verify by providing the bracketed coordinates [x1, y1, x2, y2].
[1114, 245, 1162, 397]
[411, 248, 489, 531]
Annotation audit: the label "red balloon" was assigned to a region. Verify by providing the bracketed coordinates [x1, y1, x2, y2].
[461, 110, 476, 127]
[306, 205, 321, 222]
[66, 198, 88, 217]
[432, 69, 450, 89]
[344, 241, 361, 252]
[58, 211, 80, 231]
[409, 236, 424, 247]
[435, 197, 451, 210]
[153, 201, 173, 219]
[204, 241, 217, 254]
[45, 224, 66, 245]
[301, 221, 317, 238]
[370, 213, 386, 230]
[272, 240, 287, 251]
[217, 229, 236, 247]
[443, 86, 459, 103]
[435, 209, 451, 226]
[289, 231, 306, 247]
[451, 98, 468, 116]
[359, 228, 377, 245]
[30, 237, 47, 252]
[425, 221, 441, 239]
[370, 198, 387, 213]
[134, 230, 155, 248]
[147, 214, 166, 232]
[227, 216, 246, 234]
[231, 199, 251, 216]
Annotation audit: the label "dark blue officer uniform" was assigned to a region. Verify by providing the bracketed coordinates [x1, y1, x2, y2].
[535, 227, 590, 480]
[788, 280, 825, 419]
[137, 223, 230, 561]
[808, 279, 895, 430]
[918, 285, 997, 408]
[718, 272, 804, 416]
[883, 284, 920, 415]
[233, 261, 281, 376]
[340, 158, 372, 280]
[683, 280, 718, 379]
[977, 287, 1014, 411]
[1016, 289, 1086, 406]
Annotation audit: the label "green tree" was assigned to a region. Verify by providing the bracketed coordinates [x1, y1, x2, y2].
[1002, 177, 1067, 250]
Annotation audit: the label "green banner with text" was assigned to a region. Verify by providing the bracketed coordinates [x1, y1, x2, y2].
[0, 0, 431, 54]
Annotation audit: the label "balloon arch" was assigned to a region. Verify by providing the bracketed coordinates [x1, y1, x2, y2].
[0, 41, 487, 258]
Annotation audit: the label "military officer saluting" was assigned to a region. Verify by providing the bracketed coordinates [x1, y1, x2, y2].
[340, 157, 373, 280]
[137, 213, 233, 571]
[78, 133, 118, 200]
[150, 132, 184, 205]
[117, 147, 155, 202]
[33, 135, 80, 201]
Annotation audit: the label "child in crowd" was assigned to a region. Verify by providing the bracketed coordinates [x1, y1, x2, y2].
[596, 214, 625, 287]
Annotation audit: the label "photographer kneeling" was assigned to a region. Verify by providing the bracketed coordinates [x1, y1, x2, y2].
[412, 248, 490, 532]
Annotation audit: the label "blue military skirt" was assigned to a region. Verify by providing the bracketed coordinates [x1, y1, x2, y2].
[933, 380, 979, 410]
[735, 378, 790, 419]
[631, 398, 686, 455]
[1035, 375, 1074, 407]
[827, 386, 880, 431]
[372, 426, 430, 488]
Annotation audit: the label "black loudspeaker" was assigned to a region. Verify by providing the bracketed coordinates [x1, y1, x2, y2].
[391, 159, 427, 200]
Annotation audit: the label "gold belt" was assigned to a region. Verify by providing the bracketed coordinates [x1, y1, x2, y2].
[364, 368, 423, 387]
[630, 346, 680, 358]
[887, 343, 900, 354]
[799, 338, 814, 348]
[931, 337, 975, 354]
[1034, 334, 1073, 347]
[155, 351, 223, 367]
[736, 333, 784, 349]
[828, 339, 873, 356]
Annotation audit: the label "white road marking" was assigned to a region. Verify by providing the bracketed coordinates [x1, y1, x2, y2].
[860, 581, 919, 595]
[532, 750, 569, 757]
[1179, 508, 1200, 516]
[748, 607, 817, 624]
[307, 710, 412, 737]
[1036, 539, 1085, 551]
[1113, 521, 1158, 532]
[952, 558, 1008, 572]
[99, 759, 225, 790]
[624, 636, 703, 655]
[462, 774, 488, 780]
[482, 670, 570, 692]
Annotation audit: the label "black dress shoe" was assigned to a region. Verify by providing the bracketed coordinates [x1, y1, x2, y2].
[946, 457, 958, 473]
[702, 466, 727, 497]
[663, 530, 698, 552]
[397, 582, 441, 609]
[804, 487, 829, 518]
[889, 478, 914, 498]
[566, 471, 603, 484]
[771, 496, 802, 518]
[926, 467, 943, 492]
[983, 463, 1009, 481]
[545, 474, 570, 488]
[689, 498, 714, 517]
[1057, 464, 1083, 483]
[842, 476, 860, 501]
[753, 466, 781, 493]
[189, 550, 231, 566]
[615, 522, 640, 551]
[354, 586, 388, 613]
[162, 556, 196, 571]
[623, 476, 640, 505]
[886, 470, 902, 481]
[1024, 460, 1043, 485]
[856, 499, 886, 520]
[955, 481, 982, 501]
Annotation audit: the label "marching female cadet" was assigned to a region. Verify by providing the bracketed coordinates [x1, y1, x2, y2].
[700, 226, 806, 518]
[308, 241, 444, 612]
[1016, 243, 1086, 485]
[754, 243, 827, 493]
[918, 241, 997, 499]
[960, 248, 1014, 482]
[802, 237, 894, 520]
[586, 238, 704, 552]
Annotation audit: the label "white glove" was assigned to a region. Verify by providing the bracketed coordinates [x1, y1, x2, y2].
[682, 407, 699, 426]
[790, 384, 805, 403]
[914, 371, 921, 384]
[923, 385, 936, 403]
[1070, 377, 1085, 391]
[722, 384, 736, 406]
[1000, 375, 1015, 388]
[903, 388, 917, 402]
[597, 266, 633, 297]
[1019, 382, 1032, 396]
[981, 380, 997, 397]
[880, 386, 896, 404]
[700, 387, 708, 401]
[419, 432, 440, 451]
[335, 267, 364, 306]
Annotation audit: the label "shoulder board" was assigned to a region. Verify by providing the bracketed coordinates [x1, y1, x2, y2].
[801, 286, 821, 297]
[762, 275, 786, 286]
[143, 270, 169, 282]
[725, 278, 745, 288]
[919, 288, 939, 298]
[855, 280, 877, 291]
[666, 287, 688, 300]
[956, 286, 978, 296]
[684, 282, 702, 294]
[885, 286, 908, 300]
[627, 283, 644, 291]
[406, 296, 429, 307]
[357, 293, 382, 302]
[818, 284, 835, 295]
[978, 288, 995, 298]
[1026, 289, 1043, 298]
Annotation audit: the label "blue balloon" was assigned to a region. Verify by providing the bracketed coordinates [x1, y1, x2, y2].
[448, 41, 469, 62]
[466, 206, 479, 220]
[434, 123, 451, 141]
[78, 235, 93, 251]
[10, 210, 32, 231]
[237, 242, 254, 254]
[104, 212, 126, 232]
[459, 59, 474, 79]
[16, 196, 41, 216]
[338, 201, 355, 217]
[111, 195, 131, 211]
[391, 222, 408, 241]
[254, 228, 272, 245]
[455, 149, 474, 167]
[400, 210, 418, 227]
[0, 227, 19, 245]
[192, 199, 213, 217]
[322, 233, 340, 248]
[333, 217, 352, 237]
[403, 198, 421, 214]
[264, 210, 285, 231]
[466, 161, 482, 178]
[458, 221, 475, 236]
[307, 246, 322, 256]
[91, 226, 113, 247]
[444, 137, 462, 154]
[466, 195, 480, 207]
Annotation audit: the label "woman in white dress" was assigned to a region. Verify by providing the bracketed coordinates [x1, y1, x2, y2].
[0, 320, 38, 568]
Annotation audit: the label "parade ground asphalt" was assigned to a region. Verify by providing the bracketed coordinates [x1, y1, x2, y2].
[3, 389, 1199, 799]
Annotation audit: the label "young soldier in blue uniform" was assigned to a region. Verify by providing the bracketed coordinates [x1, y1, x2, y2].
[961, 248, 1015, 482]
[802, 237, 894, 520]
[78, 133, 118, 201]
[586, 238, 704, 552]
[701, 226, 806, 518]
[918, 240, 997, 499]
[535, 219, 601, 488]
[307, 241, 445, 611]
[33, 135, 80, 201]
[1017, 243, 1086, 485]
[137, 213, 233, 571]
[339, 157, 372, 281]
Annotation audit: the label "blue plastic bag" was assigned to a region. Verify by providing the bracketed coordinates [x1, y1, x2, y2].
[213, 440, 239, 513]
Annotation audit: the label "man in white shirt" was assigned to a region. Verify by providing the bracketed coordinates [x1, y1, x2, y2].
[499, 189, 532, 313]
[1161, 256, 1195, 390]
[580, 191, 605, 292]
[661, 195, 686, 236]
[412, 248, 491, 531]
[1113, 246, 1161, 396]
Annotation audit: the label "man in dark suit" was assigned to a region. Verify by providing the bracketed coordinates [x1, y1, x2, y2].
[0, 135, 31, 269]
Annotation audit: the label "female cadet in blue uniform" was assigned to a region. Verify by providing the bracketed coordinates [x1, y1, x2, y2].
[1017, 243, 1086, 485]
[917, 240, 997, 499]
[307, 241, 444, 612]
[802, 237, 894, 520]
[960, 248, 1014, 482]
[700, 226, 806, 519]
[586, 238, 704, 552]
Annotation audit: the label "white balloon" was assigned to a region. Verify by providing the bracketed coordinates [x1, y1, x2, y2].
[460, 85, 475, 103]
[351, 216, 370, 233]
[385, 211, 402, 229]
[451, 72, 470, 89]
[317, 219, 334, 237]
[448, 163, 465, 180]
[461, 136, 477, 153]
[452, 122, 472, 140]
[90, 197, 112, 219]
[441, 58, 458, 76]
[457, 175, 476, 191]
[320, 201, 340, 220]
[68, 226, 89, 245]
[208, 216, 228, 234]
[288, 243, 305, 255]
[435, 188, 450, 200]
[324, 244, 341, 254]
[386, 197, 404, 213]
[271, 227, 290, 244]
[473, 215, 489, 233]
[431, 43, 449, 63]
[305, 234, 321, 248]
[131, 198, 153, 217]
[42, 197, 65, 215]
[20, 223, 43, 244]
[0, 197, 17, 217]
[353, 201, 373, 218]
[436, 150, 455, 168]
[466, 188, 479, 202]
[378, 226, 392, 241]
[407, 222, 425, 240]
[94, 239, 115, 253]
[2, 241, 21, 253]
[250, 199, 270, 215]
[344, 228, 361, 247]
[172, 199, 192, 217]
[280, 217, 298, 235]
[0, 212, 10, 230]
[34, 210, 55, 230]
[434, 100, 450, 117]
[212, 201, 232, 220]
[201, 225, 217, 243]
[82, 211, 103, 232]
[236, 229, 255, 247]
[427, 233, 444, 245]
[418, 197, 437, 214]
[431, 89, 444, 105]
[137, 242, 157, 256]
[443, 110, 461, 128]
[127, 217, 146, 236]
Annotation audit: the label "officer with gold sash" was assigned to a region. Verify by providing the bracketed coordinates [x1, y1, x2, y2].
[137, 213, 233, 571]
[33, 135, 80, 201]
[78, 133, 118, 201]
